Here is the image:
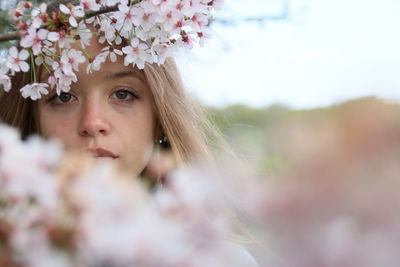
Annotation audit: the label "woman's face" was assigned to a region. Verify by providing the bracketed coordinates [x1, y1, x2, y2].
[37, 42, 157, 177]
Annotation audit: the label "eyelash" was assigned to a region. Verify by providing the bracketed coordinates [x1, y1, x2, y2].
[47, 92, 77, 105]
[110, 88, 139, 102]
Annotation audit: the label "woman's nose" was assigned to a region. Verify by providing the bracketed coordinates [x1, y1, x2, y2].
[78, 100, 110, 137]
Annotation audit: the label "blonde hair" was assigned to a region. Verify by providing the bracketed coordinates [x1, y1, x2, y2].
[0, 57, 225, 165]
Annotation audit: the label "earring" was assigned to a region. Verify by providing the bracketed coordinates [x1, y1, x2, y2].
[158, 136, 169, 148]
[158, 136, 168, 144]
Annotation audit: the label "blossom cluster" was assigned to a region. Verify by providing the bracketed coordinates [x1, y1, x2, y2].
[0, 123, 255, 267]
[0, 0, 223, 100]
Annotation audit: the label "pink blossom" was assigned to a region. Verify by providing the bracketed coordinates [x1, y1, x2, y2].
[114, 4, 144, 36]
[209, 0, 225, 10]
[161, 9, 182, 32]
[31, 3, 47, 28]
[60, 49, 86, 73]
[190, 12, 208, 32]
[20, 27, 48, 55]
[52, 61, 78, 94]
[86, 52, 107, 73]
[60, 4, 84, 27]
[122, 38, 151, 69]
[98, 17, 117, 44]
[151, 0, 179, 13]
[198, 30, 211, 47]
[101, 46, 123, 63]
[180, 0, 208, 17]
[57, 32, 75, 49]
[80, 0, 101, 11]
[6, 46, 30, 73]
[20, 82, 49, 100]
[77, 22, 93, 47]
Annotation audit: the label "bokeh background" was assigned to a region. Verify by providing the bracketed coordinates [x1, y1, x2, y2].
[176, 0, 400, 175]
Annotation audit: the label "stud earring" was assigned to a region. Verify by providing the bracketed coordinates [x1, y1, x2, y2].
[158, 136, 168, 145]
[157, 136, 169, 149]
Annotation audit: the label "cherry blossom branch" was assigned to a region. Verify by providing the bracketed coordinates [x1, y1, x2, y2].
[0, 2, 119, 42]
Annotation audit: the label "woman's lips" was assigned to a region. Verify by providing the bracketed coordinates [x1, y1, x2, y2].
[90, 148, 119, 159]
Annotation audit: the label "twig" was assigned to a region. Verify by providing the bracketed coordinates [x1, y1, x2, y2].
[0, 0, 119, 43]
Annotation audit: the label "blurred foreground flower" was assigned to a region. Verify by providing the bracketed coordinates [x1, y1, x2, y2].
[0, 124, 255, 267]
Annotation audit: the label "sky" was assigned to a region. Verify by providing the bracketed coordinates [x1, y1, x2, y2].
[176, 0, 400, 109]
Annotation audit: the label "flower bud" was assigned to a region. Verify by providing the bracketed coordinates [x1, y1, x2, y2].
[14, 10, 23, 18]
[16, 20, 28, 30]
[23, 1, 32, 9]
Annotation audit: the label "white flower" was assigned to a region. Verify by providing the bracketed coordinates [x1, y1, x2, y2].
[20, 83, 49, 100]
[99, 18, 117, 44]
[0, 74, 11, 92]
[6, 47, 30, 73]
[189, 12, 208, 32]
[180, 0, 208, 17]
[80, 0, 101, 11]
[52, 62, 78, 94]
[137, 11, 159, 32]
[122, 38, 151, 69]
[197, 30, 211, 47]
[161, 10, 182, 32]
[114, 4, 144, 35]
[151, 0, 179, 13]
[178, 32, 196, 49]
[151, 40, 174, 64]
[60, 49, 86, 73]
[57, 31, 75, 49]
[101, 46, 123, 63]
[209, 0, 224, 10]
[86, 52, 107, 73]
[77, 22, 93, 47]
[20, 27, 48, 55]
[31, 3, 47, 28]
[60, 4, 84, 27]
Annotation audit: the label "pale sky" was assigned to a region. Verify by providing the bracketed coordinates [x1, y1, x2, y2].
[177, 0, 400, 109]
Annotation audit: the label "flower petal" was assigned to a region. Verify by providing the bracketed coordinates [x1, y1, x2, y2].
[19, 50, 29, 60]
[69, 17, 78, 28]
[48, 32, 60, 42]
[37, 29, 48, 40]
[19, 61, 30, 72]
[59, 4, 70, 14]
[9, 47, 18, 58]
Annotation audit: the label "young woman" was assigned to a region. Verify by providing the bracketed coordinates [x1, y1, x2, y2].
[0, 1, 258, 265]
[0, 37, 225, 179]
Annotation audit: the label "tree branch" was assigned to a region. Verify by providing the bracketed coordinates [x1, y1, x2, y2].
[0, 0, 119, 43]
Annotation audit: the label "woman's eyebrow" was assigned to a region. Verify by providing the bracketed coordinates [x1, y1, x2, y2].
[104, 70, 145, 83]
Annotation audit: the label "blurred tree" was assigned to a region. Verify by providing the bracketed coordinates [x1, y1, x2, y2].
[208, 97, 400, 176]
